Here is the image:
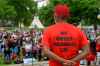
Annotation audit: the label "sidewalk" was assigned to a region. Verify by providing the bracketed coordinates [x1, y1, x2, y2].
[7, 61, 99, 66]
[9, 61, 48, 66]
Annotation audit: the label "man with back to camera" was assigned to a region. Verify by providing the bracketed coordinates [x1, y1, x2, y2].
[41, 4, 89, 66]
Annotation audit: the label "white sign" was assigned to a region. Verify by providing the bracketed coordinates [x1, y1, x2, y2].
[23, 58, 37, 64]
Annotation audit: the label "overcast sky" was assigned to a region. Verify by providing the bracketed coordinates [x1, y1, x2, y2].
[34, 0, 48, 8]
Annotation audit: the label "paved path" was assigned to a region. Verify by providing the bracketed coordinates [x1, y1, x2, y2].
[9, 61, 48, 66]
[8, 61, 99, 66]
[9, 64, 93, 66]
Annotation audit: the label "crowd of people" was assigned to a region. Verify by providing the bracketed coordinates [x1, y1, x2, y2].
[0, 29, 43, 64]
[0, 28, 100, 65]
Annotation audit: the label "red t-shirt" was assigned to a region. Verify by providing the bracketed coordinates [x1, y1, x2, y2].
[96, 43, 100, 52]
[42, 22, 88, 66]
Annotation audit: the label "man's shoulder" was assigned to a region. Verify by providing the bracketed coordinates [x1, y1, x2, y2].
[67, 23, 80, 30]
[44, 24, 56, 31]
[68, 24, 83, 34]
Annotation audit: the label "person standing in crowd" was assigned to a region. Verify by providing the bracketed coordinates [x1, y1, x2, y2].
[3, 33, 12, 64]
[96, 36, 100, 65]
[84, 28, 97, 66]
[15, 31, 23, 63]
[0, 32, 3, 53]
[86, 38, 96, 66]
[10, 34, 21, 64]
[96, 36, 100, 52]
[42, 4, 89, 66]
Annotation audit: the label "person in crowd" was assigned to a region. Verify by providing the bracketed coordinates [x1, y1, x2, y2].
[0, 32, 3, 53]
[96, 36, 100, 65]
[86, 39, 96, 66]
[3, 33, 12, 64]
[96, 36, 100, 52]
[23, 33, 33, 58]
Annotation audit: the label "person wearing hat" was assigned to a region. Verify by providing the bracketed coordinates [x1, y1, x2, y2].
[41, 4, 89, 66]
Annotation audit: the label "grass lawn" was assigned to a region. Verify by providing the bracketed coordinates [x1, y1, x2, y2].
[0, 64, 6, 66]
[0, 64, 10, 66]
[0, 54, 11, 66]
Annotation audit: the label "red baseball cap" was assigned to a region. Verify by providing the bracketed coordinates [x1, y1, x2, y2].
[54, 4, 70, 18]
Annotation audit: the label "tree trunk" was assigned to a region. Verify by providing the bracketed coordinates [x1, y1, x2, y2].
[93, 23, 97, 37]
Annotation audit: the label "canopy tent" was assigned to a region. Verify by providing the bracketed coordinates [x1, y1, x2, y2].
[29, 16, 44, 29]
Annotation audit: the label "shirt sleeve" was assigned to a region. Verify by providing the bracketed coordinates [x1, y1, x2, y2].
[78, 30, 89, 49]
[42, 29, 51, 48]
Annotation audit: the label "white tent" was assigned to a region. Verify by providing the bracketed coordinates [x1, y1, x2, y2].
[29, 16, 44, 29]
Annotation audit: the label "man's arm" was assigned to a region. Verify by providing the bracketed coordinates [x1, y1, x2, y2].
[42, 45, 66, 63]
[70, 29, 90, 62]
[71, 44, 89, 62]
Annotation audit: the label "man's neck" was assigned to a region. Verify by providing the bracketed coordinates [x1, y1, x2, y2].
[55, 20, 66, 24]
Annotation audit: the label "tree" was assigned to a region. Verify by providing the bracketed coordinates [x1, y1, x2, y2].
[0, 0, 16, 27]
[8, 0, 37, 27]
[0, 0, 37, 27]
[39, 0, 100, 27]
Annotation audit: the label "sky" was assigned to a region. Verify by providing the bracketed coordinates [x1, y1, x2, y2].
[34, 0, 48, 8]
